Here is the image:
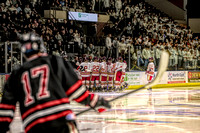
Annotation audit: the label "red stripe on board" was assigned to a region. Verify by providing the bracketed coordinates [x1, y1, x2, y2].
[66, 80, 82, 95]
[74, 91, 89, 103]
[25, 110, 72, 133]
[0, 104, 15, 110]
[0, 117, 12, 122]
[22, 98, 70, 119]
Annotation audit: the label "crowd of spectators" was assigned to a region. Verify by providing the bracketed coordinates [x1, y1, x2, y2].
[0, 0, 100, 73]
[1, 0, 200, 73]
[101, 1, 200, 70]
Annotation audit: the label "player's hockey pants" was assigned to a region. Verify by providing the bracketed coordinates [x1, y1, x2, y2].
[90, 76, 100, 88]
[100, 75, 107, 88]
[82, 77, 90, 88]
[115, 71, 122, 88]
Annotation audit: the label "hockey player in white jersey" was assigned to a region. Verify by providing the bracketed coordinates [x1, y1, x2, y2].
[114, 57, 124, 91]
[107, 57, 115, 91]
[146, 57, 155, 90]
[90, 57, 100, 91]
[79, 57, 91, 90]
[100, 56, 108, 91]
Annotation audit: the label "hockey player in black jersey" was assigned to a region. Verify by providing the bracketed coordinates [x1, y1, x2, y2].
[0, 32, 111, 133]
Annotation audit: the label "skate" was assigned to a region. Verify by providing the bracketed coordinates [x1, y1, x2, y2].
[119, 86, 123, 92]
[108, 87, 112, 92]
[115, 87, 120, 93]
[111, 87, 116, 92]
[124, 82, 128, 88]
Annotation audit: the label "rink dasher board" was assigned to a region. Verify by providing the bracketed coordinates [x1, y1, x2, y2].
[125, 71, 200, 89]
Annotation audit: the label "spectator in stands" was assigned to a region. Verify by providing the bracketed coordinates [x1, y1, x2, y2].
[182, 48, 187, 69]
[24, 4, 31, 14]
[6, 0, 12, 7]
[0, 3, 7, 12]
[59, 0, 66, 7]
[155, 45, 161, 67]
[15, 3, 22, 13]
[87, 43, 96, 57]
[55, 31, 63, 42]
[142, 45, 151, 68]
[112, 37, 119, 58]
[9, 4, 17, 12]
[105, 33, 112, 58]
[115, 0, 122, 13]
[103, 0, 110, 11]
[118, 38, 127, 59]
[91, 0, 95, 11]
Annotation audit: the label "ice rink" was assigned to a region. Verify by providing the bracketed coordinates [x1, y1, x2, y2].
[10, 87, 200, 133]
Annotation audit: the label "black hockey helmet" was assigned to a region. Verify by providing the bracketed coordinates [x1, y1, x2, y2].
[18, 32, 46, 58]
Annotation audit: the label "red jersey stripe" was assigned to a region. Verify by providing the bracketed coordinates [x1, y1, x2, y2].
[0, 104, 15, 110]
[66, 80, 82, 95]
[25, 110, 72, 133]
[74, 91, 89, 103]
[22, 98, 70, 119]
[90, 93, 94, 101]
[0, 117, 12, 122]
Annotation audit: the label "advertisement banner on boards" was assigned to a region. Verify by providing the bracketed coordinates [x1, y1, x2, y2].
[124, 72, 141, 85]
[167, 71, 187, 84]
[188, 71, 200, 83]
[141, 71, 168, 85]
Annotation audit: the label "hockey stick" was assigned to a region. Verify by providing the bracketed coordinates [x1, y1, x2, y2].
[76, 51, 169, 116]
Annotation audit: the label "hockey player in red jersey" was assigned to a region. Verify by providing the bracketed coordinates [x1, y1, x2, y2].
[90, 57, 100, 91]
[99, 56, 108, 91]
[114, 57, 124, 91]
[107, 57, 115, 91]
[79, 57, 91, 90]
[0, 32, 111, 133]
[146, 57, 155, 91]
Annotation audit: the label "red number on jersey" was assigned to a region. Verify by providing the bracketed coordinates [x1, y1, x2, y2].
[92, 65, 99, 72]
[22, 72, 35, 107]
[21, 65, 50, 107]
[31, 65, 50, 99]
[84, 66, 88, 71]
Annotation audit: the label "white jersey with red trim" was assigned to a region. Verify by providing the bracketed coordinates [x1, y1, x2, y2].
[122, 62, 127, 73]
[79, 62, 91, 77]
[108, 63, 115, 74]
[90, 62, 100, 76]
[115, 62, 123, 72]
[147, 62, 155, 75]
[100, 62, 107, 76]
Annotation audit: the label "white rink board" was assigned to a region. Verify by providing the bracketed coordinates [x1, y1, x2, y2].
[125, 71, 188, 86]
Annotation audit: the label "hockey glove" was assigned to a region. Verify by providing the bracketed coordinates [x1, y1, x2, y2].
[89, 95, 111, 113]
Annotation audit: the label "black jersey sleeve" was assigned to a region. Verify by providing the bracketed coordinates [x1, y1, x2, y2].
[0, 73, 17, 133]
